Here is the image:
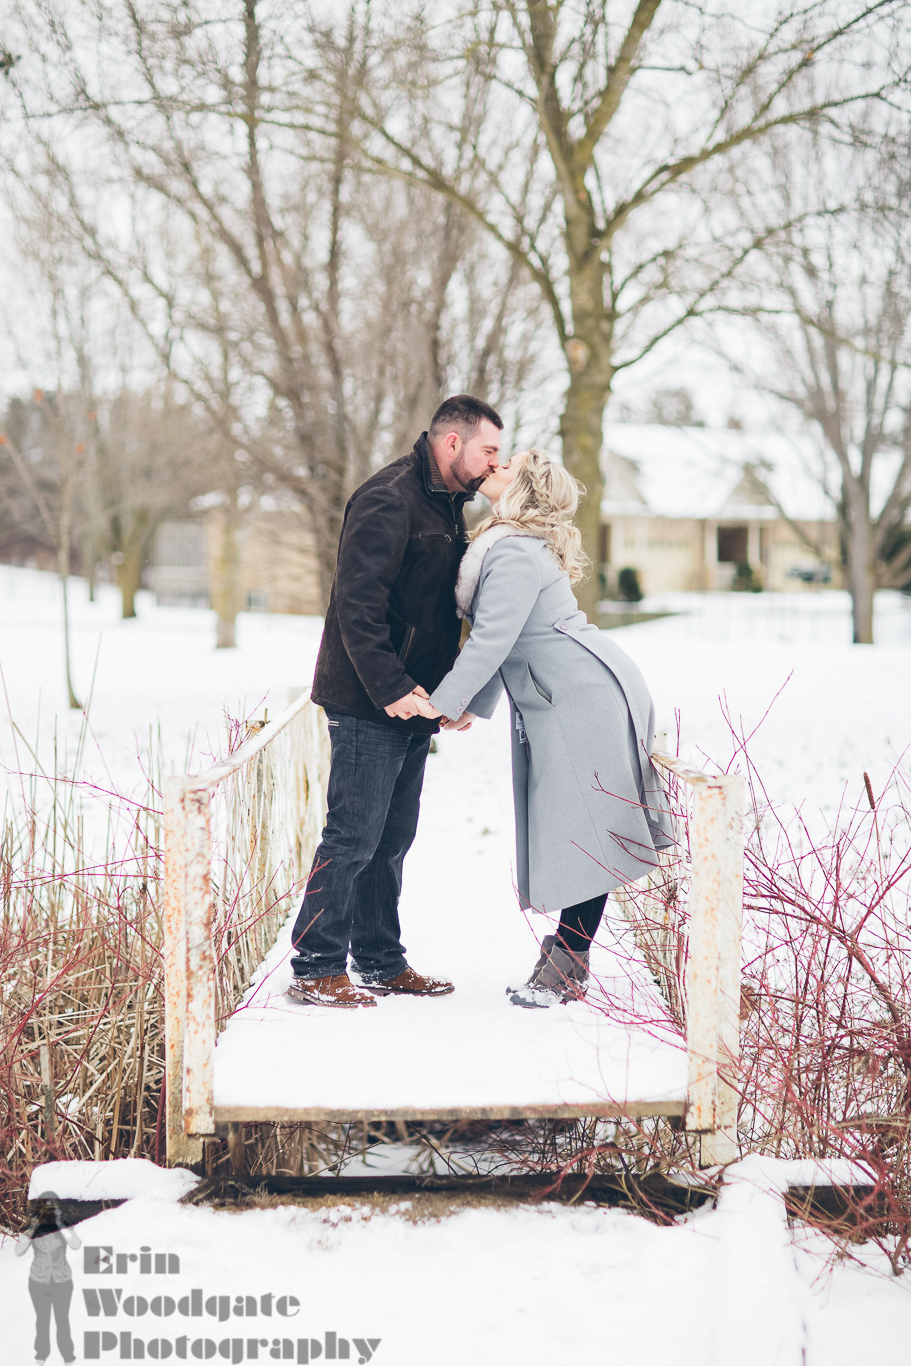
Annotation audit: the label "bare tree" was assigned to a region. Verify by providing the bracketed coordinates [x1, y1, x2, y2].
[96, 391, 217, 618]
[716, 136, 911, 643]
[359, 0, 910, 616]
[0, 174, 218, 628]
[0, 395, 83, 707]
[2, 1, 556, 611]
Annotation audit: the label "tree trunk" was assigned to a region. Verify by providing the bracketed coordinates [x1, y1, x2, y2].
[842, 483, 875, 644]
[847, 515, 875, 645]
[210, 506, 242, 649]
[58, 446, 81, 709]
[117, 542, 146, 619]
[82, 535, 98, 603]
[559, 348, 612, 622]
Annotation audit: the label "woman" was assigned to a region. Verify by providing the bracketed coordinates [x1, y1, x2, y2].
[425, 447, 674, 1007]
[15, 1190, 81, 1365]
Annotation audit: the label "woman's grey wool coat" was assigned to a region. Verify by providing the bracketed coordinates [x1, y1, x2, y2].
[430, 527, 674, 914]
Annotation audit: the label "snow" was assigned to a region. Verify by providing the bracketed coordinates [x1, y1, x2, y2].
[4, 566, 911, 1361]
[0, 567, 324, 801]
[3, 1165, 911, 1365]
[28, 1160, 198, 1203]
[613, 589, 911, 826]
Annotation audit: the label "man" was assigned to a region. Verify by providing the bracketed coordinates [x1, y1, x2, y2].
[288, 394, 504, 1007]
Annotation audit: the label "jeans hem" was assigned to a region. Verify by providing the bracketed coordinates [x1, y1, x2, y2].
[290, 964, 350, 981]
[350, 958, 409, 985]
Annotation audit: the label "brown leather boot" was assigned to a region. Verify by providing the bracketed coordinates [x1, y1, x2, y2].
[286, 974, 378, 1008]
[367, 965, 454, 997]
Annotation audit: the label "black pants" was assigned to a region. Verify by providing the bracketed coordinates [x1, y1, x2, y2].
[289, 711, 431, 981]
[556, 894, 607, 955]
[29, 1278, 75, 1363]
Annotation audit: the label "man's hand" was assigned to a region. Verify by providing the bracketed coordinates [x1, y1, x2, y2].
[440, 712, 475, 732]
[384, 685, 441, 720]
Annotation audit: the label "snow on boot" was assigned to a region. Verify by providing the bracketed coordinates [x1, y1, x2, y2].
[506, 935, 590, 1009]
[286, 974, 377, 1008]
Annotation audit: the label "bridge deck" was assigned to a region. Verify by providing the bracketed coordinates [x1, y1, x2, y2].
[213, 704, 687, 1122]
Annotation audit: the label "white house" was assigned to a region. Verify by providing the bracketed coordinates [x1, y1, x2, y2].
[600, 425, 841, 594]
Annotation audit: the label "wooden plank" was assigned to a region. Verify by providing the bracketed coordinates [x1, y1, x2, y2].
[213, 1101, 687, 1124]
[186, 1171, 713, 1214]
[684, 780, 726, 1132]
[683, 774, 744, 1162]
[181, 787, 217, 1138]
[701, 775, 745, 1165]
[162, 777, 204, 1167]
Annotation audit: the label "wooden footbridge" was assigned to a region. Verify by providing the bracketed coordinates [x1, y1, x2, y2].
[163, 690, 744, 1170]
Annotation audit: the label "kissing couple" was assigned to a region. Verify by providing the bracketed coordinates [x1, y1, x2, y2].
[287, 393, 673, 1010]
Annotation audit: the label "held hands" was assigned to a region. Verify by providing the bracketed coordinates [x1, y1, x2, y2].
[384, 685, 441, 721]
[383, 688, 473, 731]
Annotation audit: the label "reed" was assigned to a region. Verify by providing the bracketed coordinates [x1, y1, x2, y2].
[0, 706, 342, 1228]
[0, 741, 165, 1228]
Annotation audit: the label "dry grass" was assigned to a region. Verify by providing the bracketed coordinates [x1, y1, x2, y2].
[0, 706, 337, 1230]
[187, 1188, 531, 1223]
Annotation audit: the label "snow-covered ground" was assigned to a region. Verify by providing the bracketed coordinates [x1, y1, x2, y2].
[3, 1158, 911, 1366]
[3, 568, 909, 822]
[3, 567, 911, 1363]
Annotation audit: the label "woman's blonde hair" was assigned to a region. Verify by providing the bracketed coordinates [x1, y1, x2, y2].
[472, 447, 589, 582]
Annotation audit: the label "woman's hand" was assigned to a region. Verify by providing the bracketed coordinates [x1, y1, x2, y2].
[441, 712, 475, 732]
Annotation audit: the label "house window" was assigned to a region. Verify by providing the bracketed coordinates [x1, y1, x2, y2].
[599, 523, 612, 564]
[717, 525, 748, 563]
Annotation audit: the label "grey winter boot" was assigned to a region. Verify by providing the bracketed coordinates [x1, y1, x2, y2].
[506, 935, 590, 1009]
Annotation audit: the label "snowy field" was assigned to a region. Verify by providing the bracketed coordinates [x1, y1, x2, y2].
[2, 567, 910, 823]
[3, 566, 911, 1362]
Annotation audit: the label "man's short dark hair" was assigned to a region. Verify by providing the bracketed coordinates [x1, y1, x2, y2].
[429, 394, 504, 442]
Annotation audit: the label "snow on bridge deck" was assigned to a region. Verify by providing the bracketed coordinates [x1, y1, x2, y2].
[212, 702, 687, 1121]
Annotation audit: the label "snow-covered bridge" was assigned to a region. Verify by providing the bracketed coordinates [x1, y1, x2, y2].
[163, 690, 743, 1167]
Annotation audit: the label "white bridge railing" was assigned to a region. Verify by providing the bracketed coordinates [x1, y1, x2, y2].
[639, 742, 744, 1166]
[163, 689, 330, 1166]
[163, 705, 743, 1168]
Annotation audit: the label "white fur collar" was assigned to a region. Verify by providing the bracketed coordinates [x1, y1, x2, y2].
[455, 524, 545, 618]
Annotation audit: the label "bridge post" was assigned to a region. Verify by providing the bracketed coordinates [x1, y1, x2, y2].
[163, 777, 214, 1166]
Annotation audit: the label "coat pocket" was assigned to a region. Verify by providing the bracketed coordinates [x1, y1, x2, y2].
[526, 663, 553, 705]
[397, 624, 418, 664]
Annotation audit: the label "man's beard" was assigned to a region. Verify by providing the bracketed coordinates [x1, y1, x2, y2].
[450, 451, 487, 493]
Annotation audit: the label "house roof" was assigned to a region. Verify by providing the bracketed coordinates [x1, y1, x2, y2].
[600, 424, 839, 522]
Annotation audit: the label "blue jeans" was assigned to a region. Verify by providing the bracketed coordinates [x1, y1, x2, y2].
[289, 711, 432, 981]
